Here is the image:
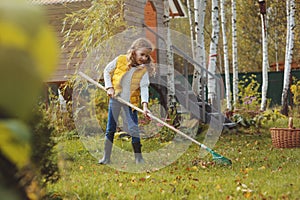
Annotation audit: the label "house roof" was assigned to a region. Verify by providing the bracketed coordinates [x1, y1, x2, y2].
[30, 0, 88, 5]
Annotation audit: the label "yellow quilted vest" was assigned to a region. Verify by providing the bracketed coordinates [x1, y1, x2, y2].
[111, 55, 148, 106]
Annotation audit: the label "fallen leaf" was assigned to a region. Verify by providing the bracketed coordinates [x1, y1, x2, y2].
[243, 191, 252, 198]
[191, 166, 198, 171]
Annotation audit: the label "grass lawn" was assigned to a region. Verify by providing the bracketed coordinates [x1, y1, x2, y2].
[45, 130, 300, 200]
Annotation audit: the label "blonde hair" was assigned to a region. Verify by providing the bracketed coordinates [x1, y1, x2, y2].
[126, 38, 156, 76]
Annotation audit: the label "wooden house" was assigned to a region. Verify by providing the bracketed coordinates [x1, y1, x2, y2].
[31, 0, 187, 83]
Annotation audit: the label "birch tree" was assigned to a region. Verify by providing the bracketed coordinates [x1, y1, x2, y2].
[191, 0, 200, 94]
[186, 0, 195, 59]
[259, 0, 269, 111]
[281, 0, 295, 115]
[195, 0, 208, 101]
[207, 0, 220, 106]
[163, 0, 176, 107]
[220, 0, 232, 110]
[186, 0, 199, 97]
[192, 0, 207, 101]
[231, 0, 238, 108]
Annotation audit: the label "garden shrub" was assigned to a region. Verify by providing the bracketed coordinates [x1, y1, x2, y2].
[28, 102, 60, 185]
[231, 74, 286, 133]
[47, 86, 77, 139]
[291, 77, 300, 116]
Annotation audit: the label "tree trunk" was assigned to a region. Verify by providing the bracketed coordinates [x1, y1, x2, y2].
[260, 12, 269, 111]
[193, 0, 207, 101]
[163, 0, 176, 107]
[220, 0, 232, 110]
[231, 0, 238, 108]
[198, 0, 207, 101]
[207, 0, 220, 106]
[187, 0, 195, 59]
[191, 0, 200, 95]
[281, 0, 295, 116]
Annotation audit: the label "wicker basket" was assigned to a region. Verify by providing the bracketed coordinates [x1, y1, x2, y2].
[270, 118, 300, 148]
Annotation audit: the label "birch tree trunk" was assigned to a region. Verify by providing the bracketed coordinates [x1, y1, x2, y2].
[191, 0, 200, 95]
[187, 0, 195, 59]
[220, 0, 232, 110]
[274, 0, 279, 72]
[192, 0, 207, 101]
[198, 0, 207, 101]
[231, 0, 238, 108]
[207, 0, 220, 106]
[260, 7, 269, 111]
[163, 0, 175, 107]
[281, 0, 295, 116]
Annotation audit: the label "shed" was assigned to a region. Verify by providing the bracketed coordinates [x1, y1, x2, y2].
[31, 0, 186, 83]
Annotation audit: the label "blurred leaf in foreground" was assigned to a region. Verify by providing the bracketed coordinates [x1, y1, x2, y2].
[0, 0, 59, 119]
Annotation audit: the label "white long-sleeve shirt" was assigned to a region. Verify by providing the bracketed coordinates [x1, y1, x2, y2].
[103, 56, 150, 104]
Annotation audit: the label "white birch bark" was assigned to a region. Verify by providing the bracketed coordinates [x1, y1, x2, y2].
[163, 0, 175, 107]
[207, 0, 219, 106]
[192, 0, 207, 100]
[231, 0, 238, 108]
[187, 0, 195, 59]
[275, 29, 279, 71]
[220, 0, 232, 110]
[281, 0, 295, 115]
[274, 0, 279, 71]
[197, 0, 207, 101]
[191, 0, 200, 94]
[260, 7, 269, 111]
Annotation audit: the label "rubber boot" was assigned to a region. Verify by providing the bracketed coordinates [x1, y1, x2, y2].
[98, 139, 113, 164]
[132, 142, 145, 164]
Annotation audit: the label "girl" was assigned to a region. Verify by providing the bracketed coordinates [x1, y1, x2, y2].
[99, 38, 155, 164]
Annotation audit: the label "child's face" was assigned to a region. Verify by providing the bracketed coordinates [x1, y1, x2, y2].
[134, 47, 151, 65]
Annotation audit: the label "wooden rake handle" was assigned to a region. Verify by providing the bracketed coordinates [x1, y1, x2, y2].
[78, 71, 207, 149]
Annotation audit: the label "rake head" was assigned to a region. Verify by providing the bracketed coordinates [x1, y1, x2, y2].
[205, 147, 232, 166]
[211, 151, 232, 165]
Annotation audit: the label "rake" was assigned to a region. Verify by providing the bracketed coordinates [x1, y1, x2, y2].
[78, 71, 232, 165]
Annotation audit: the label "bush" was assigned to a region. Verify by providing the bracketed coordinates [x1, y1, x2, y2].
[230, 74, 288, 134]
[291, 77, 300, 116]
[28, 103, 60, 185]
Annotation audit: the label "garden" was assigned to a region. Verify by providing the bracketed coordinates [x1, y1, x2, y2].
[1, 0, 300, 200]
[42, 78, 300, 200]
[45, 130, 300, 199]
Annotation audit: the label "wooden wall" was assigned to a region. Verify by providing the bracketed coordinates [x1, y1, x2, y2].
[124, 0, 167, 69]
[40, 1, 91, 83]
[41, 0, 167, 83]
[124, 0, 164, 27]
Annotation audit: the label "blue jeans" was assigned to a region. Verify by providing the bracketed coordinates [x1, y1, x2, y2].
[105, 98, 140, 143]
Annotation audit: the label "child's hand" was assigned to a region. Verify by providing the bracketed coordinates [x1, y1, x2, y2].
[142, 103, 151, 120]
[144, 109, 152, 120]
[106, 87, 115, 97]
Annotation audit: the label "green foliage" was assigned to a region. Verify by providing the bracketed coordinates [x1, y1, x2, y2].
[62, 0, 126, 66]
[28, 103, 60, 185]
[58, 0, 129, 139]
[236, 74, 261, 110]
[46, 86, 76, 137]
[290, 77, 300, 115]
[157, 103, 189, 143]
[0, 0, 59, 199]
[230, 74, 287, 133]
[236, 1, 262, 72]
[94, 88, 109, 131]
